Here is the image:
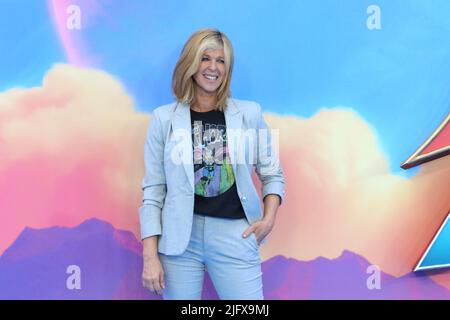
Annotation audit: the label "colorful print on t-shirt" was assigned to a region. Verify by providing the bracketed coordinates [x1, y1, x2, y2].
[192, 120, 235, 197]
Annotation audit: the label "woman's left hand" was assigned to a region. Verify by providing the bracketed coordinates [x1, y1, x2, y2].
[242, 218, 275, 245]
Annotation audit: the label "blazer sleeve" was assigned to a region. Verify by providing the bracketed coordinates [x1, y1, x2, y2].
[254, 103, 286, 205]
[139, 111, 167, 240]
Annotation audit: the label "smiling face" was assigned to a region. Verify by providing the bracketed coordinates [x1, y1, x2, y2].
[193, 48, 226, 95]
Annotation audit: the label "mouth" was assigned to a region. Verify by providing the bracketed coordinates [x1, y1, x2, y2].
[203, 74, 219, 81]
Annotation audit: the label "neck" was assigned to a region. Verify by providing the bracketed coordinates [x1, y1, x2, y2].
[191, 89, 217, 112]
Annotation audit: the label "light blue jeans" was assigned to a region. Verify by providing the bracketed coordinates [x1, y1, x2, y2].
[158, 213, 264, 300]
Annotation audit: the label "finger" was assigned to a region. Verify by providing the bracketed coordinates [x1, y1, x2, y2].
[159, 272, 165, 290]
[145, 280, 155, 293]
[143, 275, 157, 293]
[152, 279, 162, 294]
[242, 226, 254, 238]
[142, 278, 150, 289]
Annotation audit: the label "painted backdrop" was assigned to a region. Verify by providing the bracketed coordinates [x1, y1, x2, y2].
[0, 0, 449, 299]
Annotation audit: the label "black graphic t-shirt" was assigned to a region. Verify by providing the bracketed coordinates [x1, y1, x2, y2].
[190, 108, 246, 219]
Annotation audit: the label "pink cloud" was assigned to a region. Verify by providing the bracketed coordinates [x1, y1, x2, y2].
[0, 64, 148, 255]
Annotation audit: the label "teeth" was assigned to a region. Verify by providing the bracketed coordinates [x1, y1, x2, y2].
[204, 75, 218, 80]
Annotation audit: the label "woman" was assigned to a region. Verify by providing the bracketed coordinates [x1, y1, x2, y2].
[139, 28, 285, 300]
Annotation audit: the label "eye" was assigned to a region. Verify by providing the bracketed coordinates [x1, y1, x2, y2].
[201, 56, 209, 61]
[218, 59, 225, 63]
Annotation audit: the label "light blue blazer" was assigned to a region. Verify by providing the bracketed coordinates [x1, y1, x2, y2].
[139, 98, 285, 255]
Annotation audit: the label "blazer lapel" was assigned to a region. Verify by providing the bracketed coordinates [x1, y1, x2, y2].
[171, 101, 194, 191]
[224, 98, 243, 175]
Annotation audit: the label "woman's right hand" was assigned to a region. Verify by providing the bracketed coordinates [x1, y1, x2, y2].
[142, 235, 165, 295]
[142, 254, 165, 295]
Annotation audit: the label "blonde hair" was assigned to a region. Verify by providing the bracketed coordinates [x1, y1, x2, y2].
[172, 28, 234, 111]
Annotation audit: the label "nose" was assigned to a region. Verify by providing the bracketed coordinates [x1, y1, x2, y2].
[208, 59, 217, 71]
